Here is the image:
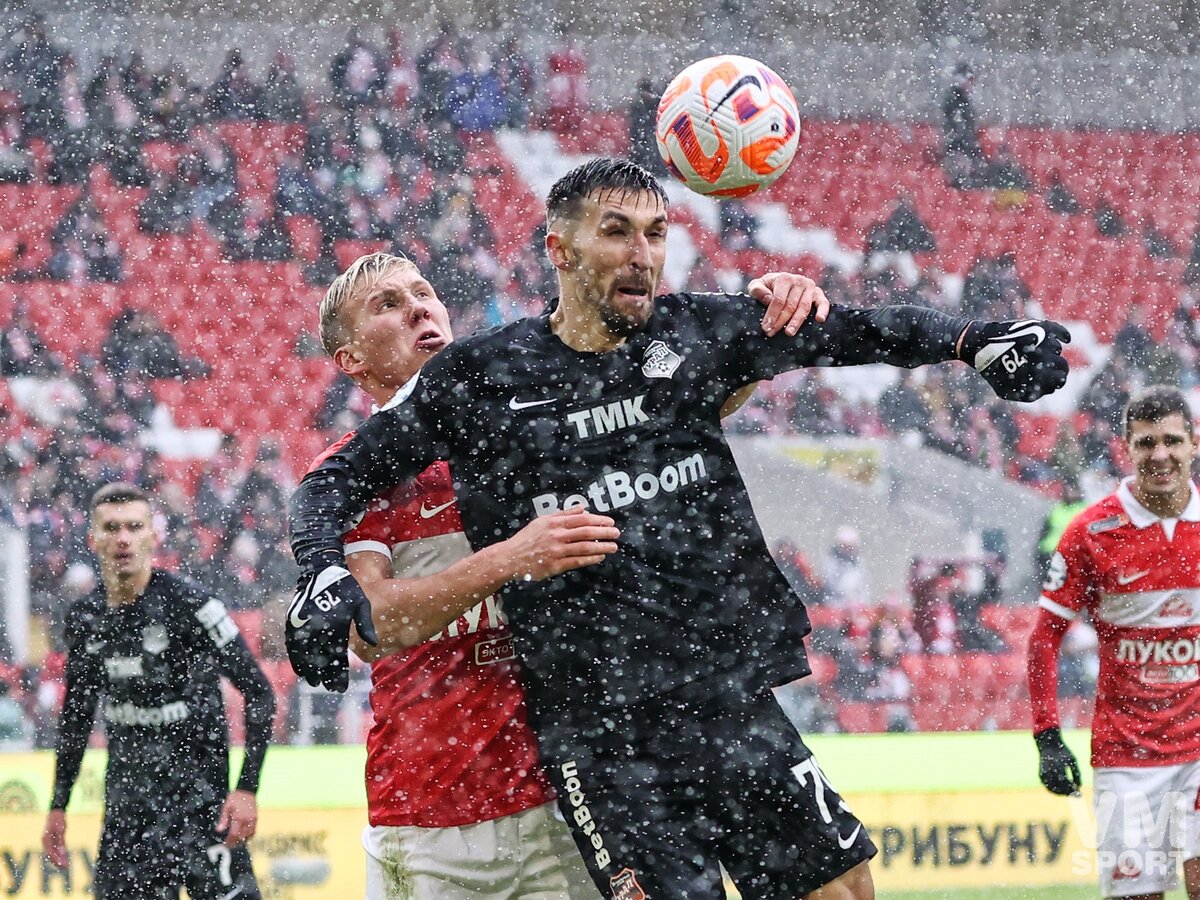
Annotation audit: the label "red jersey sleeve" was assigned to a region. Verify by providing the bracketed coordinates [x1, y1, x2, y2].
[1038, 516, 1096, 621]
[343, 499, 396, 560]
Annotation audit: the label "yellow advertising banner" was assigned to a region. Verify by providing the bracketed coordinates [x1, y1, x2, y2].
[853, 789, 1097, 890]
[0, 734, 1115, 895]
[0, 809, 366, 898]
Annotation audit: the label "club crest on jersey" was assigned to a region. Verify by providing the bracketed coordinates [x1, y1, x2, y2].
[1159, 594, 1195, 619]
[610, 868, 647, 900]
[1089, 514, 1129, 534]
[142, 624, 169, 655]
[1044, 552, 1067, 591]
[641, 341, 681, 380]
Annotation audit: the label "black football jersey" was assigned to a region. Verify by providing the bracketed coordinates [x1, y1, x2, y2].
[51, 571, 275, 814]
[291, 293, 967, 719]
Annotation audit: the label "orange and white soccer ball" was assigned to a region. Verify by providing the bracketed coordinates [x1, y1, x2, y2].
[655, 54, 800, 198]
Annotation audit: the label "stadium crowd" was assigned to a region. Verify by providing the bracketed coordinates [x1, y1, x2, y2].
[6, 15, 1184, 744]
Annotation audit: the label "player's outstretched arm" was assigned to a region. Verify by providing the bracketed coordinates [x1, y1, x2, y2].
[348, 508, 621, 660]
[289, 401, 444, 691]
[1028, 608, 1081, 795]
[718, 275, 1071, 403]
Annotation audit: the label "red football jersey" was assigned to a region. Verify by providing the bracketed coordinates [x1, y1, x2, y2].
[340, 458, 554, 827]
[1040, 479, 1200, 767]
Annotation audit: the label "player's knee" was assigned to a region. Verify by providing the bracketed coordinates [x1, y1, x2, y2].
[805, 860, 874, 900]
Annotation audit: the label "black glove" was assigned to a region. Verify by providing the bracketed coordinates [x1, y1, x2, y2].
[959, 319, 1071, 401]
[286, 556, 378, 693]
[1035, 727, 1082, 796]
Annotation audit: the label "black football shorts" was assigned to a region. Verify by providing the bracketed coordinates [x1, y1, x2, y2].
[536, 683, 875, 899]
[93, 799, 260, 900]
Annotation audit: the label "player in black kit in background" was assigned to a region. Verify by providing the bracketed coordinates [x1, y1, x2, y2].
[43, 483, 275, 899]
[288, 158, 1071, 898]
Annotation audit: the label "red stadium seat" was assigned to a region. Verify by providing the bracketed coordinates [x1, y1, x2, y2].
[837, 702, 890, 733]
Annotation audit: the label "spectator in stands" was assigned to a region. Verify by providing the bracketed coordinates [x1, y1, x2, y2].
[821, 526, 871, 607]
[445, 49, 506, 134]
[236, 196, 293, 263]
[1036, 477, 1086, 579]
[46, 57, 92, 185]
[864, 622, 916, 732]
[543, 38, 588, 131]
[138, 167, 193, 235]
[0, 90, 32, 183]
[960, 256, 1001, 319]
[1094, 196, 1126, 237]
[1079, 355, 1133, 433]
[186, 124, 238, 221]
[381, 28, 418, 111]
[3, 14, 66, 141]
[419, 118, 466, 177]
[911, 558, 959, 653]
[495, 36, 534, 128]
[0, 301, 60, 377]
[48, 198, 124, 283]
[1143, 216, 1179, 259]
[986, 144, 1033, 208]
[961, 406, 1005, 472]
[208, 49, 262, 121]
[85, 55, 148, 187]
[274, 149, 322, 218]
[1044, 169, 1081, 214]
[628, 77, 661, 173]
[330, 28, 386, 112]
[102, 308, 208, 380]
[194, 433, 243, 530]
[878, 194, 936, 255]
[144, 62, 198, 143]
[831, 623, 874, 701]
[878, 370, 929, 438]
[719, 200, 758, 251]
[1113, 305, 1155, 373]
[993, 252, 1032, 316]
[941, 61, 986, 188]
[0, 681, 32, 748]
[259, 52, 304, 123]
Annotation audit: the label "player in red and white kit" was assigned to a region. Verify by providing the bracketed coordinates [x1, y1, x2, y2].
[305, 251, 819, 898]
[1029, 385, 1200, 899]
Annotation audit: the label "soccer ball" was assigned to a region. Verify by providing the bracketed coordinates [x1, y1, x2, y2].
[655, 55, 800, 198]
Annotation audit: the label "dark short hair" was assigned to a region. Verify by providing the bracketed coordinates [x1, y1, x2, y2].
[90, 482, 151, 511]
[545, 157, 668, 224]
[1125, 384, 1194, 439]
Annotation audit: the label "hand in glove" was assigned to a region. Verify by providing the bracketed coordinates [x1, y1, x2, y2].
[286, 556, 377, 693]
[959, 319, 1071, 402]
[1035, 727, 1082, 796]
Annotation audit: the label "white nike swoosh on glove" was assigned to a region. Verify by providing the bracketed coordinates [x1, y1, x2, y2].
[289, 567, 351, 628]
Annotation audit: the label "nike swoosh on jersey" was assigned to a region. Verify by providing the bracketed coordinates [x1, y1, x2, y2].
[419, 499, 456, 519]
[1117, 570, 1152, 586]
[509, 396, 557, 410]
[837, 823, 862, 850]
